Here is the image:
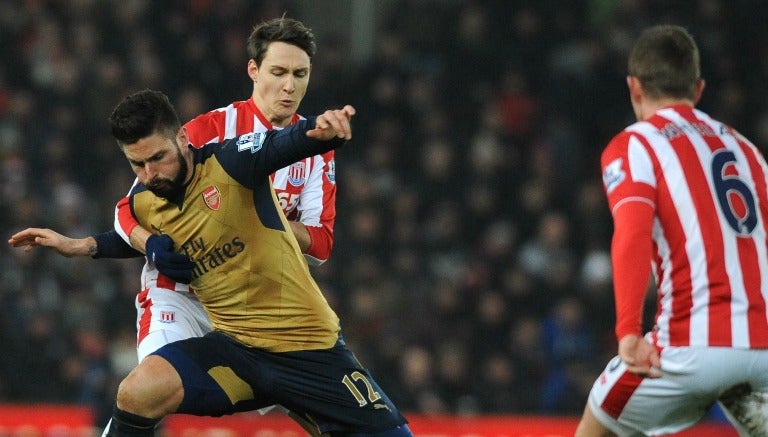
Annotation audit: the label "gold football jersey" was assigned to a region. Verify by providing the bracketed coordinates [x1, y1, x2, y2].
[129, 126, 342, 352]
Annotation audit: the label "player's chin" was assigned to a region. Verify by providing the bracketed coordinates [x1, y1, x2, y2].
[147, 182, 180, 199]
[275, 102, 296, 114]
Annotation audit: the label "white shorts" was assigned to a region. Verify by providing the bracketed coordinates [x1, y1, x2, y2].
[135, 287, 212, 362]
[587, 342, 768, 436]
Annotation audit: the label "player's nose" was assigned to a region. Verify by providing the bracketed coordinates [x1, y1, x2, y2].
[283, 76, 295, 93]
[143, 162, 158, 179]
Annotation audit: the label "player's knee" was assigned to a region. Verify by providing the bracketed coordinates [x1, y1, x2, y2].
[115, 375, 147, 417]
[116, 355, 184, 418]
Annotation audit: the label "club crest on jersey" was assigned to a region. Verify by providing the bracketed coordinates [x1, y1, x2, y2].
[236, 132, 265, 154]
[288, 161, 307, 186]
[603, 158, 626, 194]
[325, 158, 336, 184]
[202, 185, 221, 210]
[160, 311, 175, 323]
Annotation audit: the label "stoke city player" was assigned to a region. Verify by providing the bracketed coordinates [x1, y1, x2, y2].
[575, 25, 768, 436]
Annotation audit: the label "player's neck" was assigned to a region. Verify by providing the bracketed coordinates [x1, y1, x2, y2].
[640, 98, 694, 120]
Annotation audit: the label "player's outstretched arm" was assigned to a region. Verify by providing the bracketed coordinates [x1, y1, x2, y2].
[10, 227, 144, 259]
[9, 228, 97, 257]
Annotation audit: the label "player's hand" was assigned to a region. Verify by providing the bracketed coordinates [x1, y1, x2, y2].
[307, 105, 356, 141]
[618, 334, 662, 378]
[145, 234, 194, 284]
[8, 227, 90, 257]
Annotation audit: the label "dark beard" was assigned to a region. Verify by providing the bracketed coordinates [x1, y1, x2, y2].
[146, 147, 188, 200]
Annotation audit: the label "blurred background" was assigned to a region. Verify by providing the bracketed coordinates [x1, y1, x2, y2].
[1, 0, 768, 429]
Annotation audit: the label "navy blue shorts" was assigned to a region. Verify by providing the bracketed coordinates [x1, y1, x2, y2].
[152, 331, 407, 434]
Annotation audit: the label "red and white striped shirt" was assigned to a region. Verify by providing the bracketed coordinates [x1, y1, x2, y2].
[114, 98, 336, 292]
[602, 105, 768, 349]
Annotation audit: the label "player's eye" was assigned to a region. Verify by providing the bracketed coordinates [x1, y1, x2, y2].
[148, 152, 165, 162]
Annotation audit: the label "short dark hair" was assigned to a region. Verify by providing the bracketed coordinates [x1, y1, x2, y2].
[109, 89, 181, 147]
[628, 25, 700, 100]
[246, 17, 316, 66]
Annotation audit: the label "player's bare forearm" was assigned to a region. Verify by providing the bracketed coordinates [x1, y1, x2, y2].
[288, 221, 311, 253]
[8, 228, 97, 257]
[129, 225, 153, 254]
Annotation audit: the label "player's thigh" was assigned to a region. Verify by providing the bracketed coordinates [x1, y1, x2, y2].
[150, 332, 277, 416]
[587, 347, 728, 436]
[254, 337, 408, 434]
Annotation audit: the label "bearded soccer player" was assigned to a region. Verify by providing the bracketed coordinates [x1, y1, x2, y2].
[575, 25, 768, 436]
[87, 89, 409, 436]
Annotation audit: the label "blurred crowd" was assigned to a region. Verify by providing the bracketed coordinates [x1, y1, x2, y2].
[2, 0, 768, 425]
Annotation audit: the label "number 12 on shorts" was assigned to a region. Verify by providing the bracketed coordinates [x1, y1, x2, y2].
[342, 371, 382, 406]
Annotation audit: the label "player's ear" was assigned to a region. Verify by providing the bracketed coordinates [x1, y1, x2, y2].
[247, 59, 259, 82]
[177, 127, 189, 147]
[627, 76, 642, 100]
[693, 78, 705, 105]
[627, 75, 643, 103]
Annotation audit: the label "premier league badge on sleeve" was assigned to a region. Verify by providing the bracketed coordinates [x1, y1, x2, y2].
[236, 132, 265, 154]
[603, 158, 626, 194]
